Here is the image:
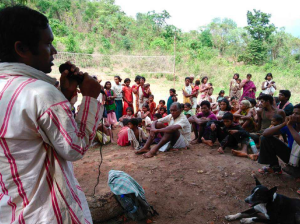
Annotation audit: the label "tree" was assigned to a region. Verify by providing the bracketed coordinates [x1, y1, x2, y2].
[239, 9, 276, 65]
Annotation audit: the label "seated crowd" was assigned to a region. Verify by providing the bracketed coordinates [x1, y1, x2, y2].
[80, 73, 300, 193]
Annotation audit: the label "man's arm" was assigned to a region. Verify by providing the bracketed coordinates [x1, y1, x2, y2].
[152, 124, 182, 134]
[263, 122, 286, 137]
[257, 109, 262, 131]
[287, 117, 300, 145]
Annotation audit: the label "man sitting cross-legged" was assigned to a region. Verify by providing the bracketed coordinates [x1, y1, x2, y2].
[136, 102, 191, 158]
[258, 104, 300, 176]
[188, 100, 217, 144]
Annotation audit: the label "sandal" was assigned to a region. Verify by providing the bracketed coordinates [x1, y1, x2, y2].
[258, 166, 282, 175]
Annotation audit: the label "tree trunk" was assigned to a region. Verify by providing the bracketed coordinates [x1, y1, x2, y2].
[86, 192, 124, 223]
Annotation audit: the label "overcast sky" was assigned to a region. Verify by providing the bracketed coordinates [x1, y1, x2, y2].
[115, 0, 300, 37]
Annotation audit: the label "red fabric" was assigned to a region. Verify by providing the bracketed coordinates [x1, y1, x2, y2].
[117, 127, 130, 146]
[149, 101, 156, 119]
[122, 86, 133, 115]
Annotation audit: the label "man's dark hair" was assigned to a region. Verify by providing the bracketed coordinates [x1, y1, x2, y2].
[280, 90, 291, 100]
[294, 104, 300, 109]
[200, 100, 211, 109]
[0, 6, 49, 62]
[185, 77, 191, 81]
[137, 118, 142, 124]
[134, 75, 141, 82]
[259, 94, 273, 104]
[247, 98, 257, 107]
[123, 119, 130, 126]
[265, 73, 273, 80]
[170, 88, 176, 94]
[129, 118, 139, 126]
[154, 113, 162, 119]
[222, 112, 233, 121]
[273, 114, 283, 123]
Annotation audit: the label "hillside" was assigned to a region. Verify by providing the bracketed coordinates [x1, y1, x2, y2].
[2, 0, 300, 102]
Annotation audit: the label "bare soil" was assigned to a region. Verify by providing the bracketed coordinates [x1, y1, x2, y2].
[73, 129, 300, 224]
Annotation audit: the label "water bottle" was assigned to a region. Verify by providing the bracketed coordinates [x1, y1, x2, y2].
[120, 194, 138, 214]
[249, 137, 258, 154]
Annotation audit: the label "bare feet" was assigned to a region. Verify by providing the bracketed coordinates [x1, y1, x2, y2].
[143, 151, 156, 158]
[135, 148, 150, 155]
[231, 149, 248, 158]
[248, 154, 258, 161]
[191, 139, 200, 145]
[217, 147, 224, 154]
[201, 137, 214, 147]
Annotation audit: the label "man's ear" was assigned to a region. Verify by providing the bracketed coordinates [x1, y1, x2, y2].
[14, 41, 30, 59]
[269, 187, 277, 195]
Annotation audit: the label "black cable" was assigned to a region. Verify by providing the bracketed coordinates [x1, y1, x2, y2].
[93, 118, 104, 197]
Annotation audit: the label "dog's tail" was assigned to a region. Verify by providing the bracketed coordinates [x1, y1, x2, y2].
[251, 173, 261, 186]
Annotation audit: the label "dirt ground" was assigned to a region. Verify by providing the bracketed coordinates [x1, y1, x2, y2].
[73, 129, 300, 224]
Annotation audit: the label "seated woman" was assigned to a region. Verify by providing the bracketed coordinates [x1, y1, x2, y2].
[188, 101, 218, 145]
[233, 100, 256, 133]
[216, 99, 232, 120]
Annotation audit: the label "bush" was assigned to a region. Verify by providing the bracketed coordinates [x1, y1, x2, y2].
[150, 38, 168, 50]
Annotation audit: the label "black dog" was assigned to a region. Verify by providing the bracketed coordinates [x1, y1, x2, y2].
[225, 176, 300, 223]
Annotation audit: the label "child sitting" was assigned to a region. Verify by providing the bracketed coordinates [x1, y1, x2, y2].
[148, 94, 156, 120]
[217, 113, 250, 156]
[128, 118, 147, 150]
[119, 107, 134, 126]
[183, 103, 193, 118]
[137, 103, 152, 127]
[216, 99, 232, 120]
[159, 107, 168, 118]
[155, 100, 167, 112]
[96, 122, 113, 145]
[117, 119, 130, 146]
[217, 90, 225, 102]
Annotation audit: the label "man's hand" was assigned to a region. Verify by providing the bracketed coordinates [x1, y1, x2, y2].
[60, 62, 81, 101]
[228, 130, 238, 135]
[79, 73, 101, 99]
[286, 115, 298, 127]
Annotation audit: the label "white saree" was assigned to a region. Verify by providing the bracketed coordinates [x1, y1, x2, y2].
[0, 63, 101, 224]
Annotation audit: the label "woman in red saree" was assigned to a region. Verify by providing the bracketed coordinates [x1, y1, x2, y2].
[122, 78, 134, 115]
[240, 74, 257, 101]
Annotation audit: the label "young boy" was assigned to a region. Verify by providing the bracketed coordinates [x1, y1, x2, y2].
[167, 89, 178, 114]
[128, 118, 147, 150]
[117, 119, 130, 146]
[217, 113, 250, 157]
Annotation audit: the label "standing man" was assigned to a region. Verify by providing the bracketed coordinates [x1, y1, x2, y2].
[278, 90, 294, 116]
[0, 6, 101, 223]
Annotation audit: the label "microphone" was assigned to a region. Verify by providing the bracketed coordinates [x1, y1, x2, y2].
[59, 63, 84, 84]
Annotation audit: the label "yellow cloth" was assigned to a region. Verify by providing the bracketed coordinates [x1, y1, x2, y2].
[182, 85, 192, 104]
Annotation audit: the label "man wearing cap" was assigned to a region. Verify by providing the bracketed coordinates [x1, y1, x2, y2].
[278, 90, 294, 116]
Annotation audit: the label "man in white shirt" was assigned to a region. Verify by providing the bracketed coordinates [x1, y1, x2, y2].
[136, 102, 191, 158]
[0, 6, 101, 223]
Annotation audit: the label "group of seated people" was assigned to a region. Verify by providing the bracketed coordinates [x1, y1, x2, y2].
[95, 85, 300, 193]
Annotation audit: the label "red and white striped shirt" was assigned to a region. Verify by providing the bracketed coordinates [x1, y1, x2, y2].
[0, 63, 101, 224]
